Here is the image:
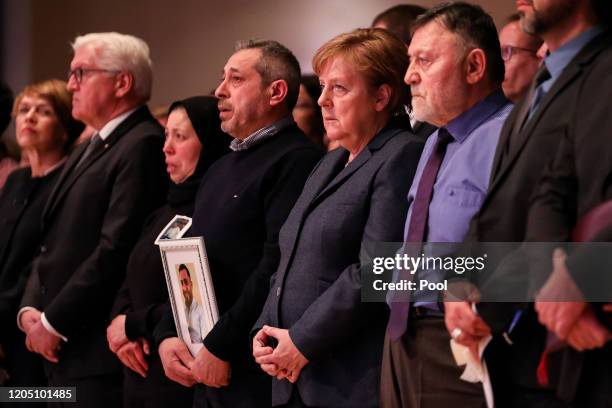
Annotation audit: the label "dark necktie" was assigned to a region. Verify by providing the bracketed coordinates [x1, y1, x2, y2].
[76, 133, 102, 168]
[387, 128, 454, 340]
[500, 65, 551, 167]
[405, 128, 454, 243]
[526, 65, 552, 122]
[515, 64, 551, 135]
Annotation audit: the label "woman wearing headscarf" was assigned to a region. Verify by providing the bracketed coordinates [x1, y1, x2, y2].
[0, 79, 83, 386]
[106, 96, 232, 407]
[252, 28, 425, 407]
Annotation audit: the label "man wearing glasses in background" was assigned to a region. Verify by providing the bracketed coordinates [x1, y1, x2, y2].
[18, 32, 166, 407]
[498, 13, 543, 103]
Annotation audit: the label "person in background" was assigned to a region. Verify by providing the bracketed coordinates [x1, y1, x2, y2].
[253, 28, 424, 407]
[75, 124, 96, 146]
[293, 75, 325, 149]
[372, 3, 437, 141]
[0, 140, 18, 190]
[372, 4, 427, 45]
[0, 82, 18, 189]
[0, 79, 83, 387]
[152, 104, 170, 127]
[106, 96, 231, 408]
[499, 13, 543, 103]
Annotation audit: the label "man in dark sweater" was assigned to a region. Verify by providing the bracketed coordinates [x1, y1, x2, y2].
[156, 40, 322, 407]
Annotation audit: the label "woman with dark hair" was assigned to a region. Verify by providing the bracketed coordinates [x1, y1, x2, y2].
[0, 79, 83, 386]
[106, 96, 232, 408]
[293, 75, 325, 149]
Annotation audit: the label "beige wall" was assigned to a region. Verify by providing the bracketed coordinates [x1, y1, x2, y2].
[5, 0, 515, 107]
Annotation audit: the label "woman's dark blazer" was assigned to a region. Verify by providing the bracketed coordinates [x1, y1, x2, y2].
[255, 119, 424, 407]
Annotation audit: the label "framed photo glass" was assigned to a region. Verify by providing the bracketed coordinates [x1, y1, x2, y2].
[157, 236, 218, 356]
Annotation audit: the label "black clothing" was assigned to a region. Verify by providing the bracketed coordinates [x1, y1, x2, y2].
[0, 166, 62, 386]
[20, 107, 168, 406]
[111, 96, 231, 407]
[155, 124, 322, 407]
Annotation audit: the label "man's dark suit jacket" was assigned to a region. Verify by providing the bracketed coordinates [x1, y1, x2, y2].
[464, 30, 612, 406]
[21, 106, 167, 381]
[255, 121, 424, 407]
[525, 30, 612, 407]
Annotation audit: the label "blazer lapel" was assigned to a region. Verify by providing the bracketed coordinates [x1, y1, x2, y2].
[310, 126, 401, 207]
[485, 63, 582, 203]
[42, 106, 152, 223]
[485, 31, 610, 202]
[273, 149, 349, 288]
[275, 124, 402, 289]
[311, 148, 371, 206]
[299, 149, 348, 208]
[42, 141, 89, 224]
[489, 105, 520, 184]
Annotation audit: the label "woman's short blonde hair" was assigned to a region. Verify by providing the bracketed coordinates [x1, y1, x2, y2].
[313, 28, 409, 115]
[13, 79, 84, 150]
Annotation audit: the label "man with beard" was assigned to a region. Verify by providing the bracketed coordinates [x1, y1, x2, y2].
[445, 0, 612, 406]
[525, 0, 612, 406]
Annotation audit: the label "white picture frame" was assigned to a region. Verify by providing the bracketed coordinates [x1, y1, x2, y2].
[157, 237, 219, 357]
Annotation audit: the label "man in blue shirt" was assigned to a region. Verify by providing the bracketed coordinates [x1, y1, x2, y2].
[381, 4, 512, 407]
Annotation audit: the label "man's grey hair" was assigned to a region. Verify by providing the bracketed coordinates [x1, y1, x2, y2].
[234, 39, 301, 110]
[72, 32, 153, 102]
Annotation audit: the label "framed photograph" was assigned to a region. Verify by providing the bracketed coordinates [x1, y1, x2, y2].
[157, 237, 219, 357]
[155, 215, 193, 244]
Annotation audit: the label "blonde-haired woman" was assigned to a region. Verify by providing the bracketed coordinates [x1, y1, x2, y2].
[0, 79, 82, 386]
[253, 28, 425, 407]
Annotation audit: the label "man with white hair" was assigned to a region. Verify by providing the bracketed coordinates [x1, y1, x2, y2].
[18, 32, 167, 406]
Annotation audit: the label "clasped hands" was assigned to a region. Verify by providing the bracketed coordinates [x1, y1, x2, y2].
[107, 314, 150, 377]
[535, 248, 612, 351]
[252, 325, 309, 383]
[158, 337, 230, 388]
[443, 249, 612, 353]
[21, 309, 61, 363]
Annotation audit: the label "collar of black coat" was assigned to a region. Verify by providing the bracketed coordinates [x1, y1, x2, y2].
[99, 105, 154, 147]
[364, 115, 414, 152]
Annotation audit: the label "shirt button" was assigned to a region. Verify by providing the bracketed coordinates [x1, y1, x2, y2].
[40, 245, 47, 254]
[276, 287, 281, 297]
[40, 285, 46, 295]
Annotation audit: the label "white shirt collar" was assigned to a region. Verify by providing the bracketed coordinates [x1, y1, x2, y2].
[96, 106, 140, 141]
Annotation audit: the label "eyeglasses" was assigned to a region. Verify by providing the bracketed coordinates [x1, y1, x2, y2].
[501, 45, 538, 61]
[67, 67, 120, 84]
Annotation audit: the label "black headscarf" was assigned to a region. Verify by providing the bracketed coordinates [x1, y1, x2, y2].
[166, 96, 232, 207]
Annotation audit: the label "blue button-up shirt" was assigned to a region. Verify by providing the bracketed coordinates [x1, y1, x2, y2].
[406, 91, 512, 304]
[540, 25, 605, 97]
